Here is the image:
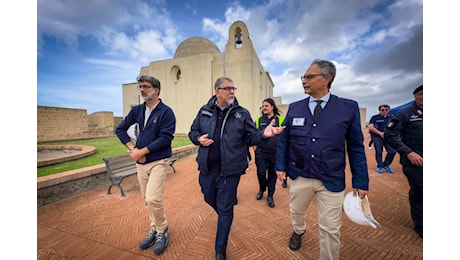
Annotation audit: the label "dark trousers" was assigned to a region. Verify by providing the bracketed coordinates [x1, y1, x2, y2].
[199, 173, 241, 253]
[403, 165, 423, 237]
[373, 137, 396, 167]
[255, 153, 277, 198]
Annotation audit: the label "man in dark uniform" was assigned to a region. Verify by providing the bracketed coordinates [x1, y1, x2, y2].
[188, 77, 285, 260]
[384, 85, 423, 238]
[368, 104, 396, 173]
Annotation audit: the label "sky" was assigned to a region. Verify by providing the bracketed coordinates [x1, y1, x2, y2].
[35, 0, 423, 122]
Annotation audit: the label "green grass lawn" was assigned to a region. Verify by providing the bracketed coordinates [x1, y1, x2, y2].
[38, 136, 192, 177]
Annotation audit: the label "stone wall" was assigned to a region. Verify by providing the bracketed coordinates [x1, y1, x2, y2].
[114, 116, 123, 130]
[88, 111, 115, 136]
[37, 106, 122, 142]
[38, 106, 89, 142]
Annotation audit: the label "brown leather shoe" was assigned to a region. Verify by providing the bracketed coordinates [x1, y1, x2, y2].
[289, 231, 304, 251]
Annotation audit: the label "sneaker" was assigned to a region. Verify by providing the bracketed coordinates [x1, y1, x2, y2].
[384, 166, 394, 173]
[289, 231, 304, 251]
[154, 227, 169, 255]
[377, 167, 384, 174]
[139, 230, 156, 250]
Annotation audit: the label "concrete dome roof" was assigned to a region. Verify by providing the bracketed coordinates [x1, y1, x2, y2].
[174, 37, 220, 58]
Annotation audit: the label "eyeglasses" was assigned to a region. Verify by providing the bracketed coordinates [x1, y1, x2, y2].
[301, 74, 324, 80]
[218, 86, 237, 92]
[380, 109, 389, 111]
[137, 84, 153, 90]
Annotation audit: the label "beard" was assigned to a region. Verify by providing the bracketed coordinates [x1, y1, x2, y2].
[226, 96, 235, 106]
[142, 92, 156, 102]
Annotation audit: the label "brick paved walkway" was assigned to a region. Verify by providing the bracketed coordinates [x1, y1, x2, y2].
[37, 134, 423, 259]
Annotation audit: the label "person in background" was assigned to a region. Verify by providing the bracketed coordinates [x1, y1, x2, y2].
[276, 59, 369, 259]
[188, 77, 284, 260]
[116, 75, 176, 255]
[254, 98, 284, 208]
[384, 85, 423, 238]
[368, 104, 396, 173]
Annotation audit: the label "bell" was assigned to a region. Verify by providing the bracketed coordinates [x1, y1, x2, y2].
[235, 33, 242, 44]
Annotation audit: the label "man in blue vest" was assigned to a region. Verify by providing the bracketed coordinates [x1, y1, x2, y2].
[276, 59, 369, 259]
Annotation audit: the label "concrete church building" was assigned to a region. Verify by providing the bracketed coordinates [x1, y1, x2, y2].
[121, 21, 286, 135]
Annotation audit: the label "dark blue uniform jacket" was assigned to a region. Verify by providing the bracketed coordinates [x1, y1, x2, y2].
[188, 96, 266, 177]
[384, 101, 423, 167]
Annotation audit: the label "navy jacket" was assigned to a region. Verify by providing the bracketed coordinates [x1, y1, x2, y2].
[116, 100, 176, 164]
[384, 101, 423, 167]
[188, 96, 267, 177]
[369, 114, 392, 139]
[276, 95, 369, 192]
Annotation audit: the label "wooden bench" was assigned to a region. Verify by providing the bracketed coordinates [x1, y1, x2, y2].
[103, 155, 177, 197]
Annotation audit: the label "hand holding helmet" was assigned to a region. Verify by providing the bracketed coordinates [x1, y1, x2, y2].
[343, 191, 381, 229]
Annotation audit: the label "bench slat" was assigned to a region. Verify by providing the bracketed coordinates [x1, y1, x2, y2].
[103, 155, 137, 197]
[102, 155, 177, 197]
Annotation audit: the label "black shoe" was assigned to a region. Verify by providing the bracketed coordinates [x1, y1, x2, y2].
[267, 197, 275, 208]
[216, 252, 226, 260]
[282, 181, 287, 188]
[256, 191, 264, 200]
[139, 229, 156, 250]
[289, 231, 304, 251]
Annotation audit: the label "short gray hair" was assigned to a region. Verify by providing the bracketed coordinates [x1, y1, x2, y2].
[311, 59, 336, 89]
[214, 77, 233, 90]
[137, 75, 161, 89]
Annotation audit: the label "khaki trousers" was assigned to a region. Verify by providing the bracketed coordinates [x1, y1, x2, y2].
[290, 177, 344, 260]
[137, 158, 169, 232]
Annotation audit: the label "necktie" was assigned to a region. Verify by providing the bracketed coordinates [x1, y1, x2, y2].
[314, 100, 323, 118]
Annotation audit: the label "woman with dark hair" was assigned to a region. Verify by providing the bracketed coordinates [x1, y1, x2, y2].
[254, 98, 285, 207]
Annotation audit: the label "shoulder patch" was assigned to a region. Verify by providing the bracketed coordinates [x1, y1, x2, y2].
[201, 110, 212, 117]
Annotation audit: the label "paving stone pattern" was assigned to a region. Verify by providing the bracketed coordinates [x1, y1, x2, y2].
[38, 133, 423, 259]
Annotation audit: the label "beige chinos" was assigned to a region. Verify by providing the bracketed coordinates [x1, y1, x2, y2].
[290, 176, 344, 260]
[137, 158, 169, 233]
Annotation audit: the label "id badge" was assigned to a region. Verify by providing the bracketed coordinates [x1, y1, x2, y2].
[292, 118, 305, 126]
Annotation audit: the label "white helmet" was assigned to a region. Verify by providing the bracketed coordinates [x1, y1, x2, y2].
[343, 191, 381, 229]
[127, 123, 139, 140]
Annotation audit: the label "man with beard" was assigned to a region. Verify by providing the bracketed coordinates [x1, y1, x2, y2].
[188, 77, 284, 260]
[116, 75, 176, 255]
